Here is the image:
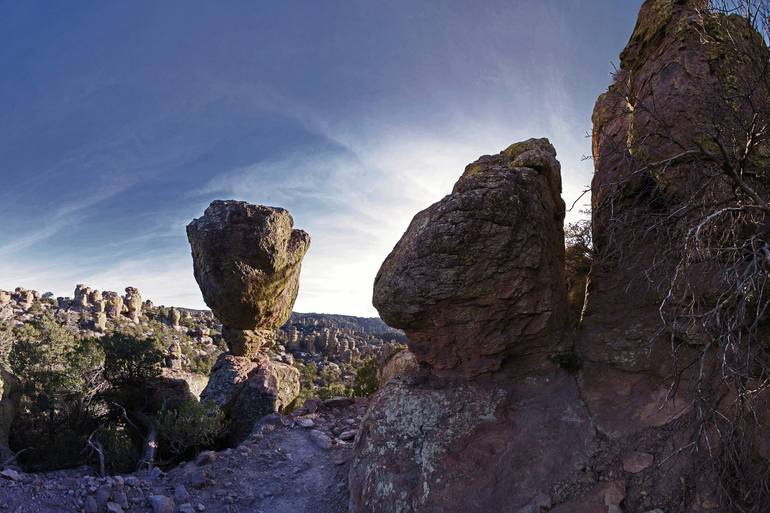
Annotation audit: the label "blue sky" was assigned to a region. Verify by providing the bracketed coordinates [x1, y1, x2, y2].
[0, 1, 640, 316]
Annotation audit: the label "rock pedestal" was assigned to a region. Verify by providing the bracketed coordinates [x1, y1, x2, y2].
[200, 354, 299, 443]
[187, 200, 309, 440]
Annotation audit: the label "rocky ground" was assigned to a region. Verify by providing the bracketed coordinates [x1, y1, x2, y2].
[0, 398, 366, 513]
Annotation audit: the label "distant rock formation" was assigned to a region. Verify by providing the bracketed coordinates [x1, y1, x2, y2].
[190, 200, 308, 442]
[349, 139, 594, 512]
[124, 287, 142, 323]
[187, 200, 310, 357]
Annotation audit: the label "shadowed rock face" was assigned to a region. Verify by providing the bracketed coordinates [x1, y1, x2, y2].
[583, 0, 770, 439]
[373, 138, 567, 376]
[350, 140, 594, 513]
[187, 200, 310, 355]
[201, 354, 299, 444]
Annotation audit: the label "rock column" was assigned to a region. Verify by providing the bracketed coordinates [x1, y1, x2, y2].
[188, 200, 309, 442]
[349, 139, 594, 513]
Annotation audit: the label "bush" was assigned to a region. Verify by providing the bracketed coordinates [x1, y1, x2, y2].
[157, 400, 226, 458]
[101, 333, 163, 384]
[352, 357, 380, 397]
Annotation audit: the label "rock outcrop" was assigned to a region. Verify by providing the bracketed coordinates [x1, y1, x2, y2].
[0, 366, 21, 460]
[187, 200, 310, 357]
[188, 200, 308, 441]
[373, 138, 567, 377]
[356, 3, 765, 513]
[201, 354, 299, 443]
[349, 140, 594, 513]
[584, 0, 770, 436]
[124, 287, 142, 323]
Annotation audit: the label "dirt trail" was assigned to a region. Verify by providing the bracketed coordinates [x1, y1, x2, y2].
[0, 399, 365, 513]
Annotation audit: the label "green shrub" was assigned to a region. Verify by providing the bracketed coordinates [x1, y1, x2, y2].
[157, 400, 226, 457]
[352, 356, 380, 397]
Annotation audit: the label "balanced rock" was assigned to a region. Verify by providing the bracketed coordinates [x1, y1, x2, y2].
[187, 200, 310, 356]
[73, 284, 91, 309]
[124, 287, 142, 323]
[189, 200, 307, 440]
[373, 138, 566, 376]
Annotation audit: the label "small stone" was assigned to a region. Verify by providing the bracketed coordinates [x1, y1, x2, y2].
[324, 397, 353, 408]
[149, 466, 163, 479]
[196, 504, 206, 512]
[623, 452, 654, 474]
[196, 451, 216, 465]
[339, 429, 357, 441]
[0, 469, 22, 481]
[295, 417, 314, 428]
[106, 502, 125, 513]
[174, 484, 190, 504]
[124, 476, 140, 488]
[83, 496, 98, 513]
[148, 495, 175, 513]
[113, 490, 128, 508]
[189, 468, 208, 489]
[309, 429, 333, 449]
[179, 505, 195, 513]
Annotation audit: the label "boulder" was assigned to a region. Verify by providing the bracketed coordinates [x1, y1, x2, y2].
[349, 366, 593, 513]
[582, 0, 770, 438]
[168, 307, 181, 328]
[12, 288, 35, 310]
[94, 311, 107, 332]
[186, 200, 310, 356]
[379, 348, 418, 385]
[373, 138, 566, 376]
[88, 289, 102, 304]
[200, 354, 299, 443]
[0, 291, 9, 307]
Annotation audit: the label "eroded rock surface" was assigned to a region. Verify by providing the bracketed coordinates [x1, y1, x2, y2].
[189, 200, 308, 440]
[201, 354, 300, 443]
[373, 138, 567, 376]
[350, 140, 593, 513]
[187, 200, 310, 356]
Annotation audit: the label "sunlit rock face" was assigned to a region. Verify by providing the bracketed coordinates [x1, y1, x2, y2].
[124, 287, 143, 323]
[187, 200, 310, 357]
[349, 140, 594, 513]
[373, 138, 567, 377]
